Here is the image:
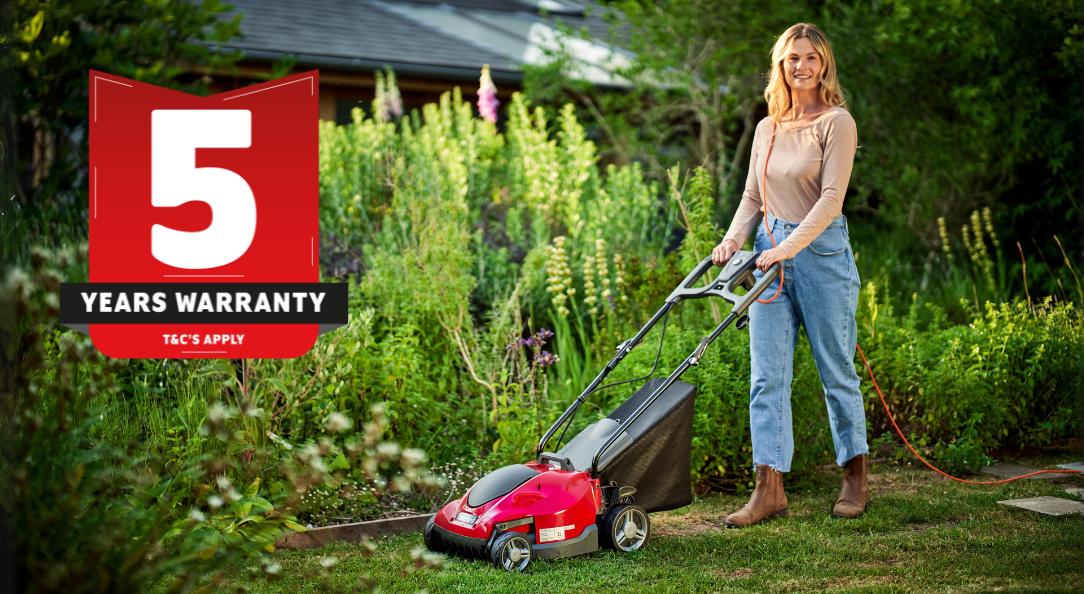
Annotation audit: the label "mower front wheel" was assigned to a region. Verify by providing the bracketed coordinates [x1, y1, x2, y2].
[490, 531, 532, 572]
[423, 516, 445, 553]
[602, 504, 650, 552]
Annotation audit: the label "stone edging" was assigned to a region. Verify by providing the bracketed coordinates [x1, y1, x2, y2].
[276, 513, 435, 550]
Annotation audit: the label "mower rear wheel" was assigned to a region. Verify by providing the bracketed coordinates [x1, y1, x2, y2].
[602, 504, 650, 552]
[490, 531, 532, 572]
[423, 516, 445, 553]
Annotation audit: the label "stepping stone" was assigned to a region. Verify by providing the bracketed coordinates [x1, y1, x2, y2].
[997, 496, 1084, 516]
[1065, 487, 1083, 497]
[1056, 462, 1084, 472]
[980, 463, 1066, 481]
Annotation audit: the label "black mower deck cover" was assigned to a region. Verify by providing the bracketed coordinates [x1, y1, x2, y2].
[557, 377, 696, 512]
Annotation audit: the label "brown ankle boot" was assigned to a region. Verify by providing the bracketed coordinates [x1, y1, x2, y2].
[832, 454, 869, 518]
[724, 465, 790, 528]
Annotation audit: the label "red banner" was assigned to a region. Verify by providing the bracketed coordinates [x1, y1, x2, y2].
[79, 70, 332, 358]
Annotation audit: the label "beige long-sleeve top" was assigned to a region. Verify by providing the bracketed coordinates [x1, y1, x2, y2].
[722, 107, 858, 259]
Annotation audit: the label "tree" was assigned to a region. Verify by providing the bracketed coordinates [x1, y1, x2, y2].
[3, 0, 245, 263]
[829, 0, 1083, 253]
[525, 0, 808, 214]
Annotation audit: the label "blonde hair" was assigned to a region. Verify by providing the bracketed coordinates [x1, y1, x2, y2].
[765, 23, 847, 124]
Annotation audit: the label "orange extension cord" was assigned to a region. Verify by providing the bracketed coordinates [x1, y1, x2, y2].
[759, 118, 1081, 484]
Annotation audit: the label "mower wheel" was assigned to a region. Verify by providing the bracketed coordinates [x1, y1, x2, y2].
[490, 531, 532, 572]
[602, 504, 650, 552]
[423, 516, 445, 553]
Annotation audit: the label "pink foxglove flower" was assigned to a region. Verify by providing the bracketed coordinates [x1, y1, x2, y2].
[477, 64, 500, 123]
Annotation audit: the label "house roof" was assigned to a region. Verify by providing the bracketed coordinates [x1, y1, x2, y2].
[222, 0, 631, 86]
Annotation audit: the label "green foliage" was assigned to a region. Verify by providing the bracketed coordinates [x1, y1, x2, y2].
[320, 72, 1083, 486]
[0, 247, 246, 592]
[586, 260, 1083, 486]
[524, 0, 795, 204]
[4, 0, 244, 265]
[167, 478, 304, 560]
[525, 0, 1084, 309]
[0, 245, 448, 591]
[295, 479, 381, 527]
[830, 0, 1083, 252]
[488, 328, 562, 466]
[670, 166, 724, 323]
[670, 166, 716, 271]
[317, 84, 670, 459]
[857, 290, 1083, 474]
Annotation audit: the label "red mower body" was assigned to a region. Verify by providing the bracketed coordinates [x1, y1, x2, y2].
[429, 462, 604, 562]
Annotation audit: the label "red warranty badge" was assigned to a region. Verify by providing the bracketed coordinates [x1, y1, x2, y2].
[61, 70, 346, 359]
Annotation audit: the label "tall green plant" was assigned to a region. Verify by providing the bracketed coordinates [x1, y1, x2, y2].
[670, 166, 723, 323]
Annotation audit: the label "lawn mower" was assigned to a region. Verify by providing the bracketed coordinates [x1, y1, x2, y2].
[424, 252, 781, 571]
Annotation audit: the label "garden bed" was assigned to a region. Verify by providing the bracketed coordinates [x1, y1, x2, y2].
[277, 514, 434, 550]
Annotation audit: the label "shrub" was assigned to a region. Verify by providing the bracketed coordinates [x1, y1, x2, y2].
[857, 291, 1083, 473]
[0, 247, 245, 592]
[0, 247, 443, 591]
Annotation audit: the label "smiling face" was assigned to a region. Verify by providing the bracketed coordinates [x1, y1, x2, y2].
[782, 37, 822, 92]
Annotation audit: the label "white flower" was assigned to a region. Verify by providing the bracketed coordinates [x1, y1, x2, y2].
[325, 412, 353, 434]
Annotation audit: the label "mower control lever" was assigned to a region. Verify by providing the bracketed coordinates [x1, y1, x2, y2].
[736, 314, 750, 330]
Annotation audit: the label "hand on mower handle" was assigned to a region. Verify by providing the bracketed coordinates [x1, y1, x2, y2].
[756, 246, 787, 272]
[712, 239, 739, 266]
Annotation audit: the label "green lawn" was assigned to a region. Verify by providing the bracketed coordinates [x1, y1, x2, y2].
[213, 461, 1084, 593]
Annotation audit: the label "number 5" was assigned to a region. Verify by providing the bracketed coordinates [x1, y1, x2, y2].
[151, 110, 256, 269]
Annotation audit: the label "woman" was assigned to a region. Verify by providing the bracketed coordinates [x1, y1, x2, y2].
[711, 23, 868, 526]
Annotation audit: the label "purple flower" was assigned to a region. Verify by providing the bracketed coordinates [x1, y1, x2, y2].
[508, 328, 554, 352]
[507, 337, 534, 350]
[533, 350, 560, 367]
[477, 64, 500, 123]
[608, 293, 616, 312]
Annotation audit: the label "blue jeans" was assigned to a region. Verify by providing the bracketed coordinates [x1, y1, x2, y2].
[747, 214, 868, 472]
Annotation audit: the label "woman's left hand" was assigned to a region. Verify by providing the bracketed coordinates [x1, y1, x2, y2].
[756, 247, 787, 272]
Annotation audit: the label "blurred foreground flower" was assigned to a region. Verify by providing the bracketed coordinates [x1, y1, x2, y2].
[325, 411, 353, 434]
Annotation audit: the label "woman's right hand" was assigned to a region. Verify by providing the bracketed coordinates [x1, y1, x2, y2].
[712, 239, 740, 266]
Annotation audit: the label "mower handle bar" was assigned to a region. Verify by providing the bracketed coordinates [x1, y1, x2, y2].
[535, 253, 781, 461]
[665, 252, 777, 317]
[588, 259, 780, 476]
